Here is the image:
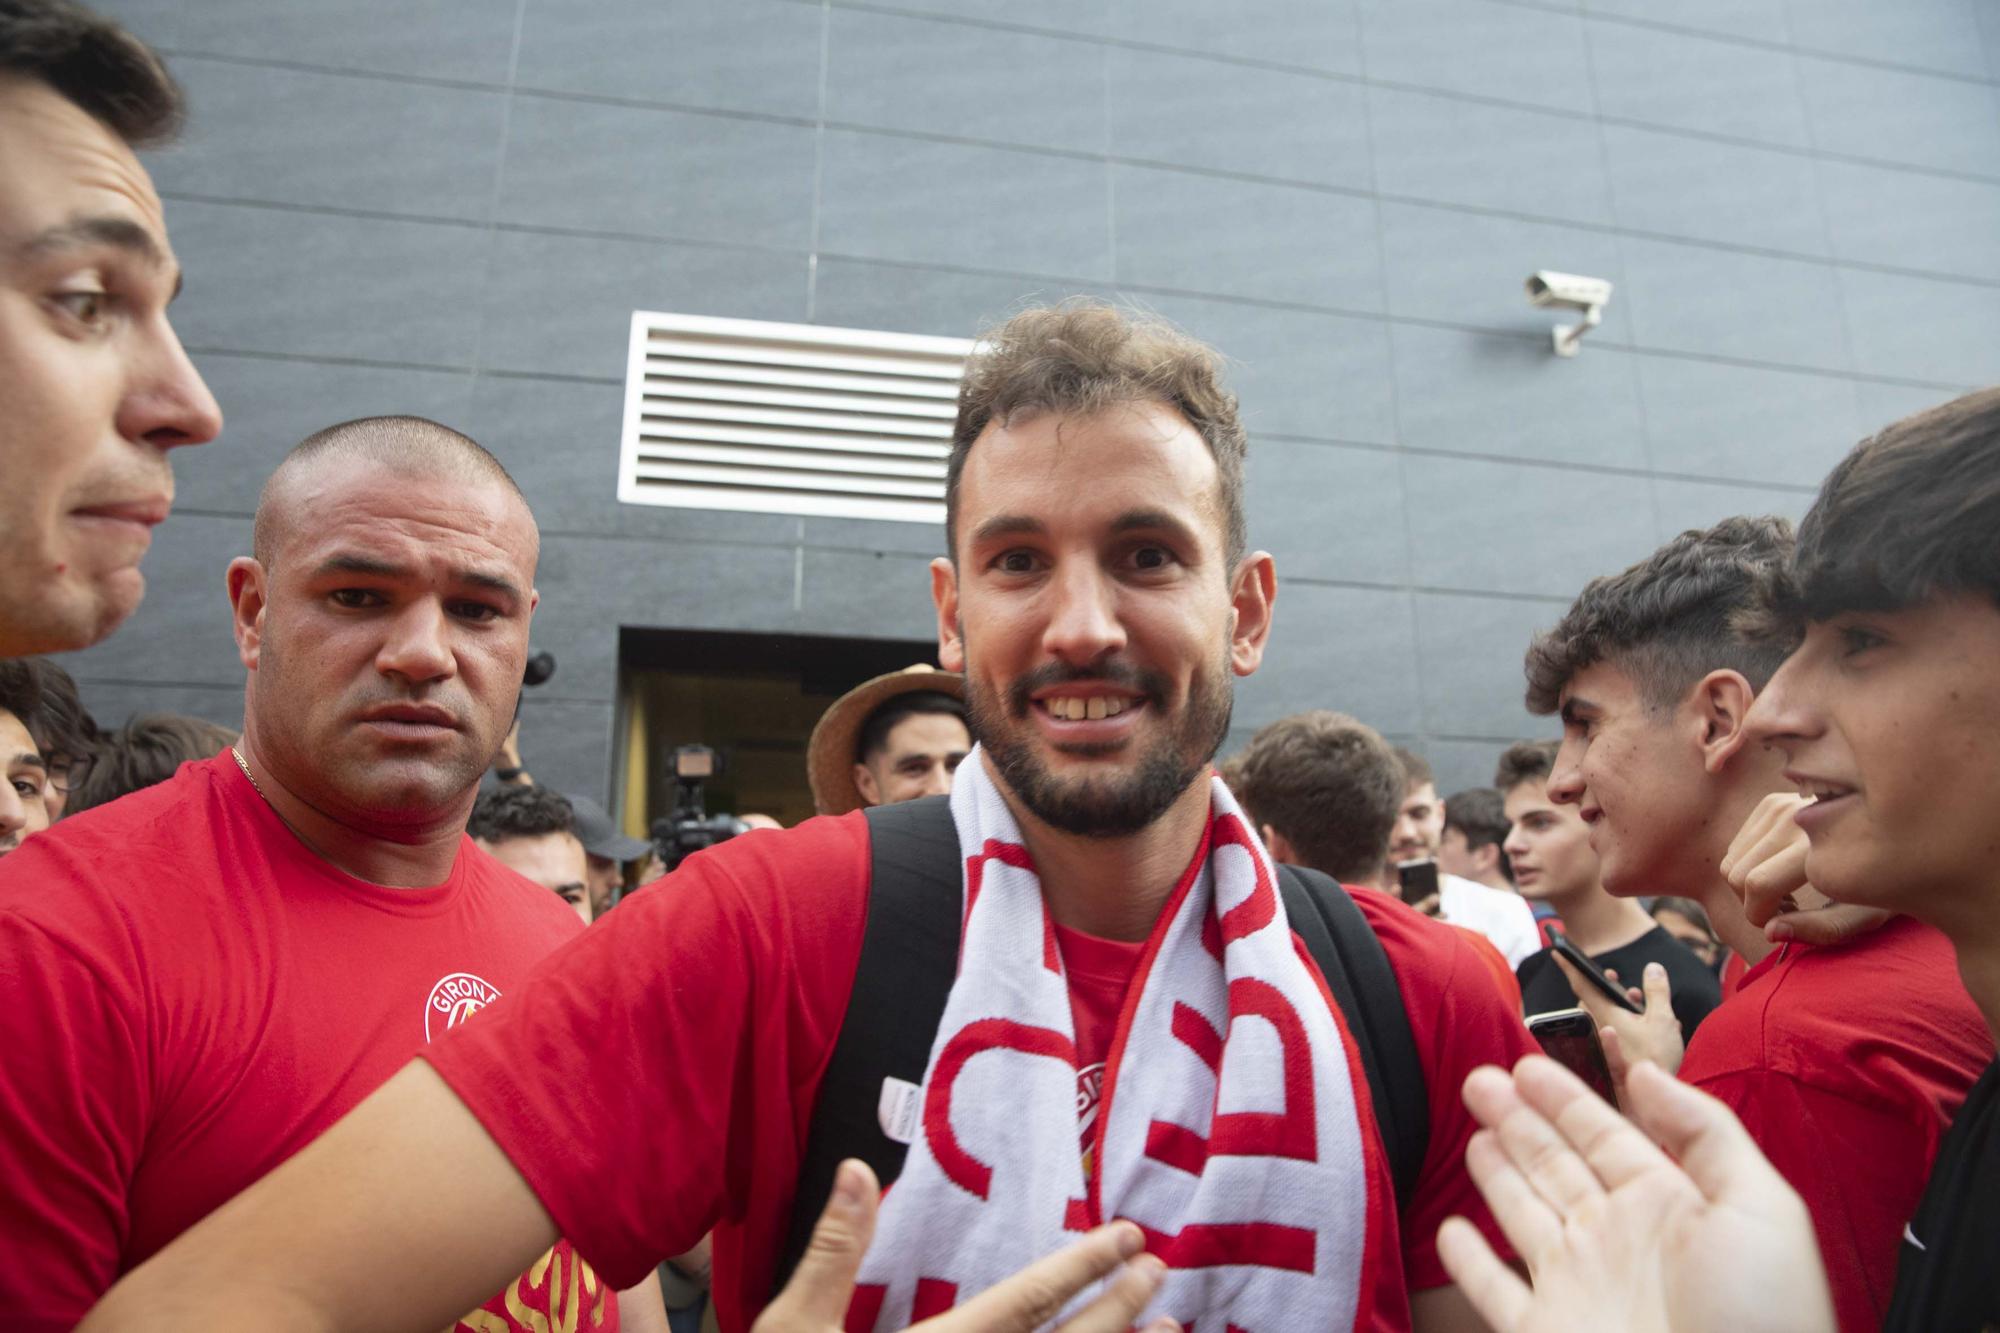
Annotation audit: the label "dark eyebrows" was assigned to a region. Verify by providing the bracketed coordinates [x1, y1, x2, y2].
[8, 751, 46, 773]
[1109, 509, 1199, 544]
[1558, 697, 1599, 726]
[23, 215, 162, 264]
[313, 553, 524, 604]
[968, 514, 1046, 548]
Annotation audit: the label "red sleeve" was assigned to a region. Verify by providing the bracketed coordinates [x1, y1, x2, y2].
[421, 814, 870, 1313]
[0, 910, 149, 1329]
[1698, 1069, 1940, 1332]
[1353, 888, 1537, 1290]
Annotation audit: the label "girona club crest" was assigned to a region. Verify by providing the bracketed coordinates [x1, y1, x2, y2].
[424, 972, 502, 1043]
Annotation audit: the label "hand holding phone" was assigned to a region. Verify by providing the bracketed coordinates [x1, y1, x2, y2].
[1396, 859, 1441, 915]
[1549, 931, 1643, 1014]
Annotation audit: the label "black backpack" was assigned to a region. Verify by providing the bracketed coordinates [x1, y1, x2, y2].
[776, 796, 1429, 1291]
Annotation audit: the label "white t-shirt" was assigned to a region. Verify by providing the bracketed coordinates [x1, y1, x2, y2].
[1438, 873, 1542, 969]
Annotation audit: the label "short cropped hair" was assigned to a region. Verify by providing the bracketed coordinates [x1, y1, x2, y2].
[66, 713, 236, 814]
[947, 301, 1248, 566]
[1232, 711, 1404, 884]
[1523, 516, 1796, 717]
[1444, 787, 1510, 850]
[1392, 746, 1433, 793]
[1650, 895, 1716, 942]
[1776, 388, 2000, 629]
[0, 0, 185, 145]
[1494, 739, 1559, 794]
[468, 783, 574, 844]
[857, 690, 966, 764]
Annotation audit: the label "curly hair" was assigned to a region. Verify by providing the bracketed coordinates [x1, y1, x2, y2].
[468, 783, 574, 844]
[946, 300, 1247, 566]
[1523, 516, 1796, 716]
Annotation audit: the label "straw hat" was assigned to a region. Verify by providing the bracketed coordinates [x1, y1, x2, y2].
[806, 664, 966, 816]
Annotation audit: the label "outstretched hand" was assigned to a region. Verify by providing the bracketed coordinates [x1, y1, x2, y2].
[1722, 793, 1890, 945]
[755, 1160, 1180, 1333]
[1437, 1056, 1835, 1333]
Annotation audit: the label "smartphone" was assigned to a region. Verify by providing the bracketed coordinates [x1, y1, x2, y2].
[1396, 858, 1440, 905]
[1549, 931, 1644, 1014]
[1528, 1008, 1620, 1110]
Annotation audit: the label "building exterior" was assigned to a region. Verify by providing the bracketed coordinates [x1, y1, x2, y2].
[70, 0, 2000, 822]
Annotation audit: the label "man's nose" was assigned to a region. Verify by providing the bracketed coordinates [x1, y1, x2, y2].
[376, 601, 456, 682]
[917, 762, 953, 798]
[0, 783, 29, 840]
[1041, 562, 1126, 665]
[118, 315, 224, 451]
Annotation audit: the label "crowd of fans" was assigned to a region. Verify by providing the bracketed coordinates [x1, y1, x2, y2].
[1, 2, 1997, 1332]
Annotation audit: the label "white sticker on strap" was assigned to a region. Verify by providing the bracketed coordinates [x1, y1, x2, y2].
[878, 1076, 923, 1145]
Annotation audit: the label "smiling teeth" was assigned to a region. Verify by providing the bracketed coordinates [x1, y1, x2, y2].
[1047, 696, 1127, 720]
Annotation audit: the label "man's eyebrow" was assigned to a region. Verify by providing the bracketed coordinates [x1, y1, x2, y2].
[313, 553, 524, 603]
[968, 515, 1047, 547]
[1109, 509, 1198, 540]
[1559, 696, 1599, 725]
[8, 751, 46, 772]
[22, 215, 166, 268]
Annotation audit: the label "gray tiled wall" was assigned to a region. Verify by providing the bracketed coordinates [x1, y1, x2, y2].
[72, 0, 2000, 800]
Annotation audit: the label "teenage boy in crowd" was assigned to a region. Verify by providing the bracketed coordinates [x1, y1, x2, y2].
[0, 0, 221, 660]
[471, 784, 594, 923]
[1386, 749, 1541, 967]
[1520, 515, 1989, 1330]
[0, 660, 52, 856]
[80, 303, 1534, 1333]
[0, 417, 666, 1331]
[1436, 788, 1513, 893]
[1436, 387, 2000, 1333]
[1501, 740, 1719, 1039]
[806, 665, 969, 816]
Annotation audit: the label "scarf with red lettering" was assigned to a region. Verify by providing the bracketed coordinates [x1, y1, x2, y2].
[848, 752, 1381, 1331]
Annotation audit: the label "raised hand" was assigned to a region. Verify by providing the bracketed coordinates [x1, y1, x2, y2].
[1437, 1056, 1834, 1333]
[1722, 792, 1890, 945]
[756, 1160, 1179, 1333]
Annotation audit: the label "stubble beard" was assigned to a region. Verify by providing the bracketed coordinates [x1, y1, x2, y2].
[965, 646, 1234, 839]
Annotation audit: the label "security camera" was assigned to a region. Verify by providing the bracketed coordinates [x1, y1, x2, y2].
[1524, 270, 1613, 357]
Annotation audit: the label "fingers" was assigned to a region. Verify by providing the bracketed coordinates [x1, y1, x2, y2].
[756, 1161, 879, 1331]
[1457, 1128, 1564, 1267]
[1464, 1059, 1607, 1226]
[1512, 1055, 1672, 1195]
[1766, 903, 1893, 946]
[1620, 1062, 1777, 1205]
[1048, 1245, 1176, 1333]
[942, 1221, 1158, 1333]
[1598, 1025, 1632, 1108]
[1721, 792, 1808, 884]
[1436, 1214, 1533, 1333]
[1738, 841, 1812, 926]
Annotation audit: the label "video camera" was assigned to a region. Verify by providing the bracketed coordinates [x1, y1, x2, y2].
[651, 744, 748, 872]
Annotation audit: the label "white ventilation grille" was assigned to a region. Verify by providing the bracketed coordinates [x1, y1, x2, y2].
[618, 312, 975, 524]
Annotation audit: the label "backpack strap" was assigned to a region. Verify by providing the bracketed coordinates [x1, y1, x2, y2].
[775, 801, 1431, 1292]
[775, 796, 961, 1293]
[1274, 864, 1431, 1211]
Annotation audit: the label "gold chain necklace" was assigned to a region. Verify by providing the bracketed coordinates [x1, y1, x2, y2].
[230, 746, 271, 805]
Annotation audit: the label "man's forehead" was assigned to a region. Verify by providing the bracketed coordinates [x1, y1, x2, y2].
[283, 467, 536, 571]
[960, 404, 1221, 533]
[0, 79, 169, 252]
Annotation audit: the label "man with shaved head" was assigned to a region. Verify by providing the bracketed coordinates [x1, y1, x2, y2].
[0, 0, 221, 657]
[0, 416, 666, 1330]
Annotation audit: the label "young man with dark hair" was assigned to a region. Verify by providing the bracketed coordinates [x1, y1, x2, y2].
[1437, 788, 1512, 893]
[1501, 740, 1719, 1039]
[806, 667, 970, 816]
[0, 659, 51, 856]
[1435, 387, 2000, 1333]
[1384, 748, 1540, 966]
[65, 712, 234, 814]
[0, 0, 221, 659]
[84, 302, 1532, 1333]
[1231, 709, 1404, 886]
[470, 784, 592, 923]
[1520, 514, 1988, 1331]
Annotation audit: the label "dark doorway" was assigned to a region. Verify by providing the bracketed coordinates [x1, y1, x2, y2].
[615, 627, 944, 834]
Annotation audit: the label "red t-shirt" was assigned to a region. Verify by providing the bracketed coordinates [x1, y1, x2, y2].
[424, 814, 1536, 1331]
[0, 755, 610, 1332]
[1678, 917, 1993, 1332]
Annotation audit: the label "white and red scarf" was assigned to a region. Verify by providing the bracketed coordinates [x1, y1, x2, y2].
[848, 751, 1383, 1331]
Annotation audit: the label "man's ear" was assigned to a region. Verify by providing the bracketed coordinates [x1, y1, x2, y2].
[930, 557, 964, 672]
[1471, 841, 1501, 879]
[1693, 669, 1759, 775]
[226, 557, 269, 671]
[1228, 552, 1278, 677]
[851, 762, 881, 808]
[1260, 823, 1298, 864]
